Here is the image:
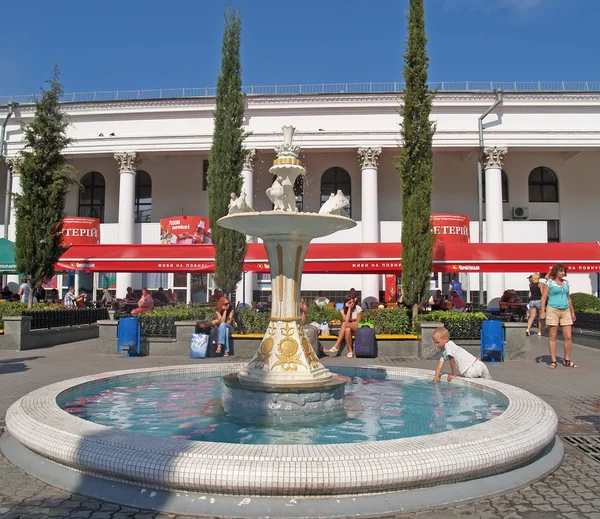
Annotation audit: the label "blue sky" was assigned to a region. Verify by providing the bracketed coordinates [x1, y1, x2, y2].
[1, 0, 598, 96]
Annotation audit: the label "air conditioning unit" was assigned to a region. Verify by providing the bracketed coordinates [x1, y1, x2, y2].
[512, 206, 529, 220]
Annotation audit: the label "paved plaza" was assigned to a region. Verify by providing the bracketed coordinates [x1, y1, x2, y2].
[0, 334, 599, 519]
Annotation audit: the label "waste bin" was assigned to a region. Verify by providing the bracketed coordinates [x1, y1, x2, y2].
[480, 320, 504, 362]
[117, 317, 141, 356]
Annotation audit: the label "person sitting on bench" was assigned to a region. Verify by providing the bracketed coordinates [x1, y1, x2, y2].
[324, 294, 362, 358]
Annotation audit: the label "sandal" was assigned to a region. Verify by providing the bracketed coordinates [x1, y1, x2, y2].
[549, 361, 557, 369]
[327, 347, 339, 355]
[224, 352, 229, 357]
[215, 346, 222, 355]
[563, 359, 578, 368]
[347, 352, 354, 358]
[525, 329, 531, 336]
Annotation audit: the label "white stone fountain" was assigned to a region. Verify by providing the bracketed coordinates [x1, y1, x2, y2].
[218, 125, 356, 422]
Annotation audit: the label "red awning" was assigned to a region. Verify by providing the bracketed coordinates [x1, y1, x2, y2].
[56, 244, 215, 273]
[57, 241, 600, 274]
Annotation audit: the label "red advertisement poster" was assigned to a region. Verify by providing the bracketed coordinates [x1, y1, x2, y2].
[430, 214, 470, 244]
[384, 274, 398, 302]
[61, 217, 101, 246]
[160, 216, 212, 245]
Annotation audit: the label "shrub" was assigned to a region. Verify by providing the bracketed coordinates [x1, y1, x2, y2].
[305, 303, 341, 325]
[362, 307, 411, 334]
[235, 308, 270, 334]
[134, 305, 215, 337]
[415, 311, 487, 339]
[571, 292, 600, 313]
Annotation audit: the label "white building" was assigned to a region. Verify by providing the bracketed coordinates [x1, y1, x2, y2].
[1, 83, 599, 305]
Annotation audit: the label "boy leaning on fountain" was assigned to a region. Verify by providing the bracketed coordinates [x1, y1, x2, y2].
[432, 327, 492, 383]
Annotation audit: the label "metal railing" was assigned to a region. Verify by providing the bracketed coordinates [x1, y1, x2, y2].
[23, 307, 109, 330]
[2, 81, 600, 106]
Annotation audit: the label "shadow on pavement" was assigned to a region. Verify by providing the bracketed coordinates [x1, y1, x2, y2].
[0, 356, 43, 375]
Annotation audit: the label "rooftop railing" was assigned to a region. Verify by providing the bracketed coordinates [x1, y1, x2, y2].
[2, 81, 600, 106]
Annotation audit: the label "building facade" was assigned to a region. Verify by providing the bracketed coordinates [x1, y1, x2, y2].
[1, 86, 599, 304]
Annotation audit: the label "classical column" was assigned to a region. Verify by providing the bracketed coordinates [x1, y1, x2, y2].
[114, 152, 139, 297]
[6, 158, 20, 243]
[236, 149, 257, 306]
[483, 147, 507, 303]
[358, 147, 382, 304]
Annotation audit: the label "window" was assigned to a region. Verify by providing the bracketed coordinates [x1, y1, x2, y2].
[547, 220, 560, 242]
[320, 167, 351, 217]
[482, 170, 508, 203]
[529, 167, 558, 202]
[78, 172, 105, 222]
[202, 159, 209, 191]
[135, 170, 152, 223]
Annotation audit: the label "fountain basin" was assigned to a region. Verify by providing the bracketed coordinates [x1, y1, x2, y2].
[4, 363, 557, 497]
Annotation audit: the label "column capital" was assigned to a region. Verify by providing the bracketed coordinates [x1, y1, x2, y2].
[114, 152, 140, 173]
[5, 158, 20, 175]
[357, 147, 382, 169]
[483, 147, 507, 169]
[243, 148, 257, 170]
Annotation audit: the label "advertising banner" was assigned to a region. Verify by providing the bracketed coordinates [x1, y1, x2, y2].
[61, 217, 101, 246]
[384, 274, 399, 302]
[160, 216, 212, 245]
[430, 214, 470, 244]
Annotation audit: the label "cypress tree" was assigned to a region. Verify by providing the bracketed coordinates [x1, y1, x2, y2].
[208, 6, 248, 297]
[13, 65, 77, 307]
[396, 0, 436, 318]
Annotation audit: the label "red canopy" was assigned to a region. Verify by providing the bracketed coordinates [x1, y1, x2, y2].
[57, 241, 600, 274]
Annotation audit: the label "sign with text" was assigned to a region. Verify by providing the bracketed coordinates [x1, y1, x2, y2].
[430, 214, 470, 244]
[61, 217, 101, 246]
[160, 216, 212, 245]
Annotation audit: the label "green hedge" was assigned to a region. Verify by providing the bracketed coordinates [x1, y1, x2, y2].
[134, 305, 215, 337]
[414, 311, 487, 339]
[362, 307, 412, 334]
[571, 292, 600, 313]
[0, 302, 59, 329]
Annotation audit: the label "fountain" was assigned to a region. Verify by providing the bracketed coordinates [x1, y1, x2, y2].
[218, 125, 354, 424]
[0, 126, 563, 518]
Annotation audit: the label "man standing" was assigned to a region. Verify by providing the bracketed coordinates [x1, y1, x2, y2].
[449, 276, 463, 297]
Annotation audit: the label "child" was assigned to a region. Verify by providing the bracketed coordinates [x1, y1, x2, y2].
[432, 326, 491, 383]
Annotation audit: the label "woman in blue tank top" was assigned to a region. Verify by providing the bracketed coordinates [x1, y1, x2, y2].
[540, 263, 577, 369]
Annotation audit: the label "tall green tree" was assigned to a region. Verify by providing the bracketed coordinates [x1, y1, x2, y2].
[208, 6, 248, 297]
[14, 65, 76, 307]
[396, 0, 436, 318]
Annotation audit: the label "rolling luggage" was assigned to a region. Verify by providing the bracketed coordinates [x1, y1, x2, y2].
[354, 327, 377, 358]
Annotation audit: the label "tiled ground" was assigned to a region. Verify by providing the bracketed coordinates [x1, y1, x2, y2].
[0, 334, 599, 518]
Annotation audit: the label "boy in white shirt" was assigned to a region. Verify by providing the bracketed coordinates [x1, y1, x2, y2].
[432, 327, 492, 383]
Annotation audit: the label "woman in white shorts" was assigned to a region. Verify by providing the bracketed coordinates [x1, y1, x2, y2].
[540, 263, 577, 369]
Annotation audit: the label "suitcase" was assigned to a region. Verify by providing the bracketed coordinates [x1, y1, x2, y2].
[354, 327, 377, 358]
[208, 326, 234, 357]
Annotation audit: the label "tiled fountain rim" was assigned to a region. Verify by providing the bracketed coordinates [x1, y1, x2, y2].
[6, 363, 558, 496]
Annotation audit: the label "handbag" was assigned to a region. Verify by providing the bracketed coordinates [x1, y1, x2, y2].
[190, 333, 209, 359]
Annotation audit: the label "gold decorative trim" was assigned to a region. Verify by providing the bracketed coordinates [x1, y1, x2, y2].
[301, 336, 321, 370]
[248, 336, 275, 370]
[273, 157, 303, 166]
[277, 244, 284, 303]
[270, 316, 301, 322]
[272, 338, 305, 371]
[293, 245, 302, 303]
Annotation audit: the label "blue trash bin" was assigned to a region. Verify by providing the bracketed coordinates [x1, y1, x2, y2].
[117, 317, 141, 356]
[480, 320, 504, 362]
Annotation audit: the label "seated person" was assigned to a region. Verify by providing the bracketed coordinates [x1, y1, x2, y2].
[75, 290, 87, 307]
[450, 290, 466, 312]
[125, 286, 137, 302]
[131, 288, 154, 314]
[1, 286, 12, 300]
[210, 289, 223, 303]
[500, 290, 514, 304]
[48, 288, 60, 304]
[64, 286, 77, 308]
[99, 288, 113, 308]
[324, 294, 362, 358]
[211, 297, 234, 357]
[153, 287, 169, 305]
[428, 289, 443, 306]
[313, 291, 329, 307]
[166, 289, 178, 304]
